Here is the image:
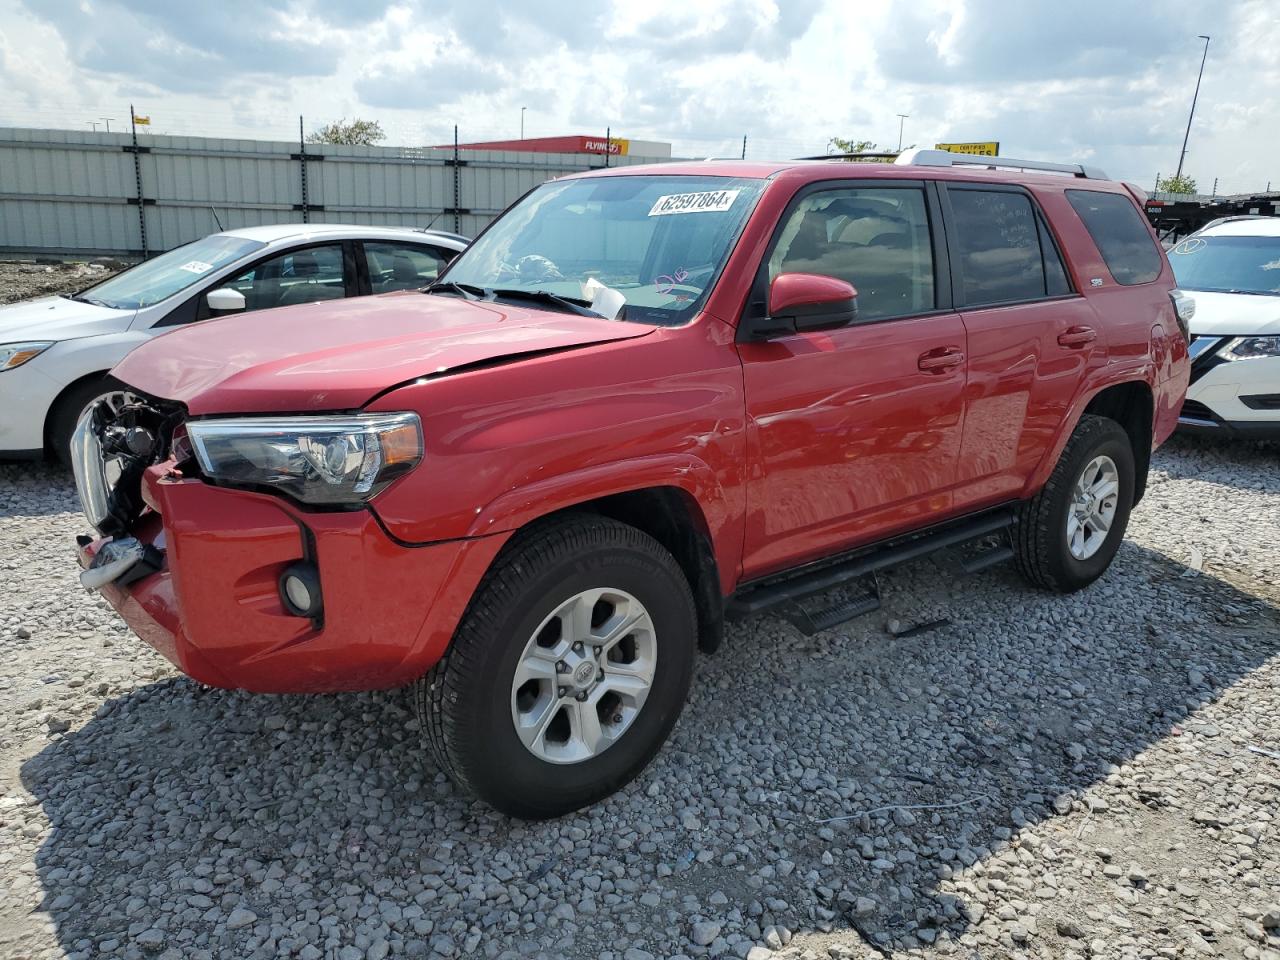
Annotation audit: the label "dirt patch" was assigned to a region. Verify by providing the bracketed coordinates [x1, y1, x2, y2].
[0, 261, 125, 305]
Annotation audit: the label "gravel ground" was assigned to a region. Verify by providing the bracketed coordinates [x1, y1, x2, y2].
[0, 261, 123, 305]
[2, 433, 1279, 960]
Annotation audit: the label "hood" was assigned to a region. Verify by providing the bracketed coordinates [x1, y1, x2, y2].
[1185, 290, 1280, 336]
[111, 291, 657, 414]
[0, 296, 135, 342]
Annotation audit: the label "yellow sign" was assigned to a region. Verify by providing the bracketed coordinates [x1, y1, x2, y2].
[935, 141, 999, 156]
[134, 115, 151, 126]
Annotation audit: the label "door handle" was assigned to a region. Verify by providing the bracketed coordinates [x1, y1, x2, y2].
[917, 348, 964, 372]
[1057, 326, 1097, 348]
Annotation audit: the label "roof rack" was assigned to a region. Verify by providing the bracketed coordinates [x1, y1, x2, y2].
[794, 152, 903, 162]
[894, 148, 1109, 180]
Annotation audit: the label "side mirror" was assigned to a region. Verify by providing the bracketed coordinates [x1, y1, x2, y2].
[206, 288, 246, 313]
[754, 273, 859, 338]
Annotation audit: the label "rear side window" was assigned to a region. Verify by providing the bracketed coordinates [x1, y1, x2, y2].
[1066, 189, 1162, 285]
[949, 189, 1056, 305]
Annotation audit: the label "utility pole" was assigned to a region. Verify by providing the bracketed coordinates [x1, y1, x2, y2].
[1175, 35, 1210, 180]
[896, 114, 909, 152]
[604, 126, 610, 168]
[520, 106, 526, 139]
[1212, 177, 1218, 197]
[741, 135, 747, 160]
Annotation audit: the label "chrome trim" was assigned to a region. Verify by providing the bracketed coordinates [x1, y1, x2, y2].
[1186, 335, 1223, 361]
[70, 407, 111, 534]
[1177, 415, 1220, 428]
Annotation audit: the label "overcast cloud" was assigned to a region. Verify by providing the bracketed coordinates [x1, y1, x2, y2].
[0, 0, 1275, 192]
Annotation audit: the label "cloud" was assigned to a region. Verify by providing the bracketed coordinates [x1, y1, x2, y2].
[0, 0, 1274, 191]
[19, 0, 347, 93]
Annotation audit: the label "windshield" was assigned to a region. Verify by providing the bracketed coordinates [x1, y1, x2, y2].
[1169, 234, 1280, 296]
[75, 234, 267, 309]
[438, 174, 766, 324]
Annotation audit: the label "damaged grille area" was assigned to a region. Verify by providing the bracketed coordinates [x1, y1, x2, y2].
[72, 389, 187, 537]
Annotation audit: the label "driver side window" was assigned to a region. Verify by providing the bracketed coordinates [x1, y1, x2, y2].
[770, 187, 936, 322]
[224, 244, 346, 312]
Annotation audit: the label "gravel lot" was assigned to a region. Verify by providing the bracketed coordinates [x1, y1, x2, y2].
[2, 429, 1279, 959]
[0, 261, 123, 305]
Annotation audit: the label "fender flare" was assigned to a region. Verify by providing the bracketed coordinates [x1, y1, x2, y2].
[465, 453, 733, 546]
[1023, 360, 1157, 497]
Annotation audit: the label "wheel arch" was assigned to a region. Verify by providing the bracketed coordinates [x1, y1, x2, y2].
[1080, 381, 1154, 504]
[1027, 371, 1156, 504]
[489, 486, 724, 654]
[42, 368, 115, 453]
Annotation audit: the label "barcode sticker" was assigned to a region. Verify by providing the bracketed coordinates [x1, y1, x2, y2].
[648, 190, 740, 217]
[179, 260, 214, 274]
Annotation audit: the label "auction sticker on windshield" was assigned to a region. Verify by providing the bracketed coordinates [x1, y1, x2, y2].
[649, 190, 740, 217]
[179, 260, 215, 274]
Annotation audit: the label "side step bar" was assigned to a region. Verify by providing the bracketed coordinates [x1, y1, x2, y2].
[727, 508, 1015, 631]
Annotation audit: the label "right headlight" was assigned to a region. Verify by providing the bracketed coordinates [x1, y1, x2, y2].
[186, 412, 422, 505]
[1221, 336, 1280, 361]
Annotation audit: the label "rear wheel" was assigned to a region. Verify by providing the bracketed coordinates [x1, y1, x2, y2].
[415, 515, 697, 819]
[1013, 414, 1135, 592]
[48, 376, 119, 469]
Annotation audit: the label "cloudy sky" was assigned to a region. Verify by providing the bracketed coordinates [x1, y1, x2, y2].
[0, 0, 1275, 193]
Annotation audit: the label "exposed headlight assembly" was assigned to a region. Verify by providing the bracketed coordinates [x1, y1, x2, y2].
[186, 412, 422, 505]
[0, 341, 54, 371]
[1221, 335, 1280, 361]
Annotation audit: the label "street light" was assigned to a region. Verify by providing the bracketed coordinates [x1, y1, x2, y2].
[1174, 35, 1210, 181]
[520, 106, 527, 140]
[100, 117, 116, 133]
[896, 114, 909, 153]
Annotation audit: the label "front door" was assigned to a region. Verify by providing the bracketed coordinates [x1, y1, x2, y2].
[737, 182, 967, 579]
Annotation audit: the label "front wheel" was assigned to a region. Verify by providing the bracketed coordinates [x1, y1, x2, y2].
[415, 515, 697, 819]
[48, 376, 120, 469]
[1013, 414, 1136, 592]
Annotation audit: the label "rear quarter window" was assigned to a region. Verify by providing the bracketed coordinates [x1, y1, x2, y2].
[1066, 189, 1162, 285]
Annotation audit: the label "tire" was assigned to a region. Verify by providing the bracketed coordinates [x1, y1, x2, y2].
[48, 376, 119, 469]
[1013, 414, 1136, 593]
[415, 514, 697, 819]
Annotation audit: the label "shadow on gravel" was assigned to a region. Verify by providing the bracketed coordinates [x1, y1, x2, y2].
[20, 542, 1280, 958]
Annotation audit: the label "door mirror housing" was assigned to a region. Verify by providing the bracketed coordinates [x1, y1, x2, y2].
[206, 288, 247, 313]
[753, 273, 859, 338]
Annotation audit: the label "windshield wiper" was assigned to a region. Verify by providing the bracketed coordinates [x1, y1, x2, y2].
[488, 288, 607, 319]
[61, 293, 114, 308]
[423, 281, 489, 300]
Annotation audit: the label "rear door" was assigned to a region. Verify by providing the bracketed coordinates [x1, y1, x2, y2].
[939, 183, 1103, 508]
[360, 241, 453, 294]
[737, 180, 968, 578]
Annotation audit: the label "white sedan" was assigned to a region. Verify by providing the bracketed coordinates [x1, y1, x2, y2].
[0, 224, 468, 462]
[1171, 216, 1280, 441]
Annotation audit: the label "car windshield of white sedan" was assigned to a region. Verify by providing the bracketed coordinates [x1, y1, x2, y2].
[1169, 234, 1280, 296]
[72, 235, 267, 309]
[437, 175, 766, 325]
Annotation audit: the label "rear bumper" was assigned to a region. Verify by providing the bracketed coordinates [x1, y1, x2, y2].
[81, 469, 508, 693]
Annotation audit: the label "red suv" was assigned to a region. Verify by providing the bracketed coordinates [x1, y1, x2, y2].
[72, 150, 1190, 818]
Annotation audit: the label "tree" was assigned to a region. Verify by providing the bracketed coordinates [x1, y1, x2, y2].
[1155, 173, 1198, 195]
[828, 137, 877, 155]
[307, 118, 386, 146]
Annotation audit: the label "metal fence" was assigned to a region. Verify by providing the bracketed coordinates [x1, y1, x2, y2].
[0, 127, 664, 258]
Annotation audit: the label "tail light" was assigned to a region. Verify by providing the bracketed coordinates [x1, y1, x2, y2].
[1169, 289, 1195, 342]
